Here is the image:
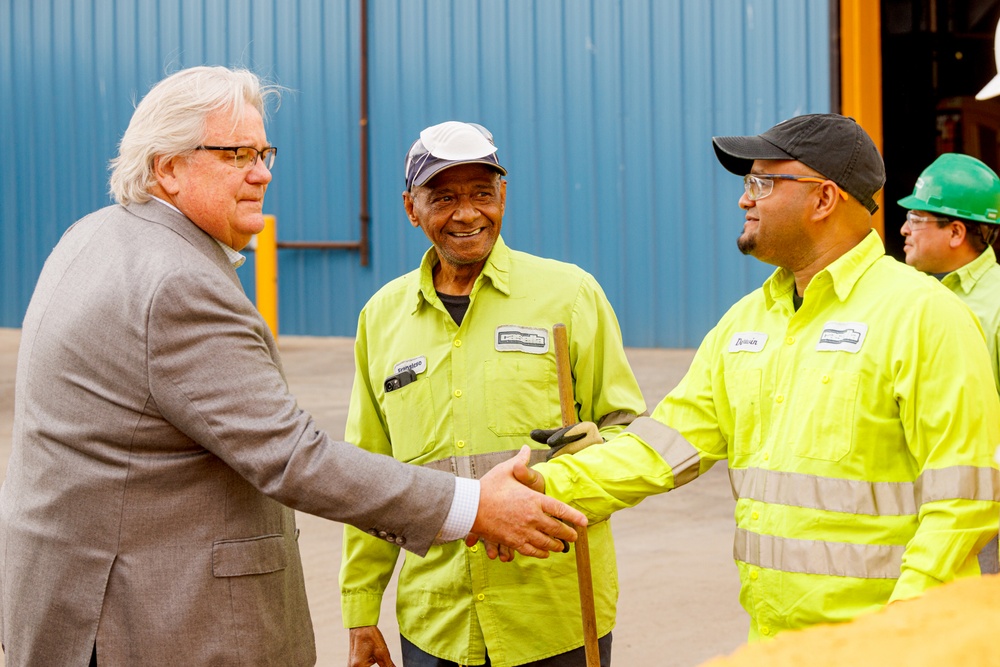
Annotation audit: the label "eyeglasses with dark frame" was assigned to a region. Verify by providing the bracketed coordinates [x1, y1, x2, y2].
[195, 145, 278, 170]
[743, 173, 849, 202]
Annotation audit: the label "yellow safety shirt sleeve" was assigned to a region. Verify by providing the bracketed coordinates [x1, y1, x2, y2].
[569, 274, 644, 438]
[942, 246, 1000, 394]
[887, 291, 1000, 601]
[535, 324, 730, 520]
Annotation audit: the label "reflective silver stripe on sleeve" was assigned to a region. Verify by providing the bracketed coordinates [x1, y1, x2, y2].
[728, 467, 917, 516]
[422, 448, 549, 480]
[916, 466, 1000, 505]
[596, 410, 641, 429]
[733, 528, 904, 579]
[624, 416, 701, 487]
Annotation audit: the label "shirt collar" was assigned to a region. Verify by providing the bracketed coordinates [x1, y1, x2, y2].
[763, 229, 886, 310]
[411, 235, 512, 314]
[942, 245, 997, 295]
[149, 196, 246, 268]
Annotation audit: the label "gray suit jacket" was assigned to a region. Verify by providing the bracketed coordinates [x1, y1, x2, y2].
[0, 201, 455, 666]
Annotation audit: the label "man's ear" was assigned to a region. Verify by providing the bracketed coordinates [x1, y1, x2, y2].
[811, 180, 840, 220]
[153, 155, 181, 196]
[403, 190, 420, 228]
[949, 220, 968, 248]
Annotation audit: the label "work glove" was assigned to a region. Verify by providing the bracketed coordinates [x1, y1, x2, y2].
[530, 421, 603, 460]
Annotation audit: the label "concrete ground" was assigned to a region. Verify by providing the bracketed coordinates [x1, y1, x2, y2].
[0, 328, 748, 666]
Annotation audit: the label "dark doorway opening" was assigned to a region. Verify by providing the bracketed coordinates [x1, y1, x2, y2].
[881, 0, 1000, 259]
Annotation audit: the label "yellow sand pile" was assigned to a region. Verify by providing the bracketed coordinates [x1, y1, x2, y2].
[699, 574, 1000, 667]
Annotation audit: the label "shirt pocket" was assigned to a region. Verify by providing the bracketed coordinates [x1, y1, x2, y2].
[485, 356, 561, 436]
[383, 374, 439, 462]
[793, 368, 859, 462]
[724, 368, 763, 458]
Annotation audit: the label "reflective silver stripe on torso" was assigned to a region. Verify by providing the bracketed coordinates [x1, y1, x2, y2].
[422, 448, 549, 480]
[733, 528, 904, 579]
[729, 467, 917, 515]
[624, 417, 701, 487]
[730, 465, 1000, 516]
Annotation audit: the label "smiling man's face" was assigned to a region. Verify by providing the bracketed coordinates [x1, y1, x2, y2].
[404, 162, 506, 271]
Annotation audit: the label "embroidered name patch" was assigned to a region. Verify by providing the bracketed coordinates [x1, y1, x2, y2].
[495, 325, 549, 354]
[816, 322, 868, 353]
[394, 355, 427, 375]
[729, 332, 768, 353]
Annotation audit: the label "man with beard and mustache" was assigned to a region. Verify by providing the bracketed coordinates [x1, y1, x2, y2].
[524, 114, 1000, 641]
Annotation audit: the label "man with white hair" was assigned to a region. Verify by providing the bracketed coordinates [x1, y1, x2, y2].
[0, 67, 584, 667]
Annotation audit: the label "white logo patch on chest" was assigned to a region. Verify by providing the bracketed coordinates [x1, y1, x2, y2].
[495, 325, 550, 354]
[393, 355, 427, 375]
[816, 322, 868, 353]
[729, 332, 768, 352]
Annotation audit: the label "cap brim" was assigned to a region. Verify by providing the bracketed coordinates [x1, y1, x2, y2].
[712, 135, 795, 175]
[411, 158, 507, 189]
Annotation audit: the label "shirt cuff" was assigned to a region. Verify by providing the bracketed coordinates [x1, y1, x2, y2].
[437, 477, 480, 542]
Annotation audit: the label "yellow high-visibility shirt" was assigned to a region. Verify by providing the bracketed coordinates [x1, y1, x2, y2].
[536, 231, 1000, 641]
[339, 236, 645, 667]
[942, 245, 1000, 393]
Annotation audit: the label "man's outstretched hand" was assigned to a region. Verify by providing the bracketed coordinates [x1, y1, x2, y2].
[467, 445, 583, 559]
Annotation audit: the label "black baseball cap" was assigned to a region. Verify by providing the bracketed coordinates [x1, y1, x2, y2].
[712, 113, 886, 213]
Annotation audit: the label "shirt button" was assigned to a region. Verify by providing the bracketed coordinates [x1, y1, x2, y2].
[751, 511, 759, 520]
[761, 626, 771, 636]
[470, 544, 479, 552]
[477, 593, 485, 601]
[454, 339, 462, 347]
[750, 570, 759, 580]
[785, 336, 795, 345]
[763, 453, 770, 461]
[775, 394, 784, 403]
[457, 440, 466, 449]
[454, 389, 463, 398]
[822, 374, 830, 384]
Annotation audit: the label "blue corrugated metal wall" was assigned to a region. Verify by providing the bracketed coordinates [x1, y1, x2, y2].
[0, 0, 831, 348]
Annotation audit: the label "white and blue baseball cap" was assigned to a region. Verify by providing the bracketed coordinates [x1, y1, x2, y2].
[405, 121, 507, 191]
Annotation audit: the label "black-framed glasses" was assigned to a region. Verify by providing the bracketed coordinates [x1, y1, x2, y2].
[196, 145, 277, 170]
[743, 173, 849, 202]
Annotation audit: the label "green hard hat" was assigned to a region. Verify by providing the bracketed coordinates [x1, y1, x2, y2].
[897, 153, 1000, 224]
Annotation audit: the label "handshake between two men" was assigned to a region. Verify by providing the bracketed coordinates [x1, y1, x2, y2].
[467, 423, 604, 561]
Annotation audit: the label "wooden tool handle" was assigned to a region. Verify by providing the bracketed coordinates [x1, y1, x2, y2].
[553, 324, 576, 428]
[552, 323, 601, 667]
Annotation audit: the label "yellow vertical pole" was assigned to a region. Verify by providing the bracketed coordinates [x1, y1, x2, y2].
[840, 0, 885, 238]
[255, 214, 279, 339]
